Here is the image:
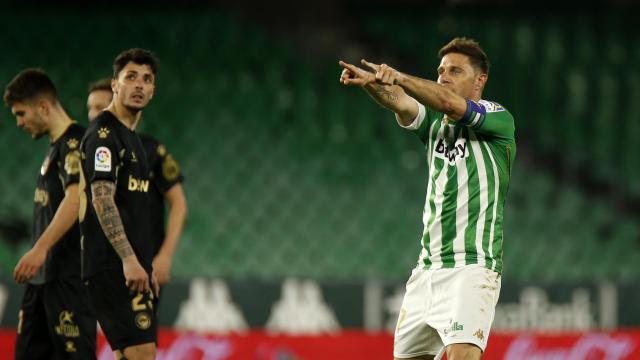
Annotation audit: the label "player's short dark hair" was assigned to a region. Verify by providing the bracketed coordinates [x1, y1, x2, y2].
[3, 68, 59, 107]
[112, 48, 159, 79]
[88, 78, 113, 94]
[439, 37, 490, 75]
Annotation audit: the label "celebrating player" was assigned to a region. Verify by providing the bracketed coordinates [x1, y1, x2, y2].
[339, 38, 516, 360]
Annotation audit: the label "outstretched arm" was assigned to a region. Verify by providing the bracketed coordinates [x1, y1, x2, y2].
[339, 60, 419, 126]
[362, 61, 468, 121]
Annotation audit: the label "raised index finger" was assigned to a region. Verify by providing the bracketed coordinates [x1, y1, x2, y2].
[338, 60, 363, 74]
[361, 59, 381, 72]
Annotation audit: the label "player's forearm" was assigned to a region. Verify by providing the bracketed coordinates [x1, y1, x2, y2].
[395, 73, 466, 120]
[91, 181, 136, 260]
[159, 203, 186, 258]
[363, 83, 418, 124]
[159, 186, 187, 258]
[33, 184, 80, 252]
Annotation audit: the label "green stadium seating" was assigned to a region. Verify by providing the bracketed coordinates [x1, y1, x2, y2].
[0, 10, 637, 282]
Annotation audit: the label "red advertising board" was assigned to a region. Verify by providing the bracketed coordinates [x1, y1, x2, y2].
[1, 329, 640, 359]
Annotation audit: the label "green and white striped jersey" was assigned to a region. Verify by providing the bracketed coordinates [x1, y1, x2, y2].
[401, 99, 516, 273]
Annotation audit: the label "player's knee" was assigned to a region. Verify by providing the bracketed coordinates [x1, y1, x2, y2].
[446, 343, 482, 360]
[122, 343, 156, 360]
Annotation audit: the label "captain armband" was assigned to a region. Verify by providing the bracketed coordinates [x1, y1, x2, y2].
[459, 99, 487, 130]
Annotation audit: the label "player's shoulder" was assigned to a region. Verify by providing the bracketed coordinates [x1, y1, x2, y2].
[84, 112, 120, 141]
[139, 133, 160, 148]
[478, 99, 508, 114]
[65, 123, 86, 139]
[91, 111, 119, 131]
[59, 123, 85, 151]
[140, 132, 172, 158]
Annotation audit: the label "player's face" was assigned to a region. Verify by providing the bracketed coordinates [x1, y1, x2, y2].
[10, 101, 48, 139]
[437, 53, 484, 98]
[113, 62, 155, 112]
[87, 90, 113, 121]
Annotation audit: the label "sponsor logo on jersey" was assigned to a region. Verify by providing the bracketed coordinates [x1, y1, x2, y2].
[474, 329, 485, 341]
[128, 175, 150, 192]
[434, 137, 468, 164]
[65, 341, 77, 353]
[95, 147, 111, 172]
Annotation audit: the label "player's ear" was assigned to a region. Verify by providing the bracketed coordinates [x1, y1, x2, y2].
[111, 78, 118, 95]
[475, 72, 488, 91]
[37, 98, 50, 116]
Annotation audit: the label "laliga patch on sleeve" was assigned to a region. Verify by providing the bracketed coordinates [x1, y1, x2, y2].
[94, 146, 112, 172]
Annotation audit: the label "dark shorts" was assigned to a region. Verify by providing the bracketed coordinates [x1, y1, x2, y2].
[15, 279, 97, 360]
[86, 270, 157, 352]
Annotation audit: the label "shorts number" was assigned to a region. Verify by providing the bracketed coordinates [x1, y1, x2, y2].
[131, 292, 154, 312]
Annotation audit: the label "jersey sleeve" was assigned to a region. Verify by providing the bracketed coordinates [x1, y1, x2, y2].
[458, 99, 515, 139]
[397, 97, 440, 144]
[82, 126, 122, 184]
[58, 132, 82, 188]
[151, 142, 184, 193]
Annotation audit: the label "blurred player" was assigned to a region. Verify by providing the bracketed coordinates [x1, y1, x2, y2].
[86, 79, 187, 289]
[79, 49, 159, 360]
[4, 69, 96, 359]
[339, 38, 516, 360]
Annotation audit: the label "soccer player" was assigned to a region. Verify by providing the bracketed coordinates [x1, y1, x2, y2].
[339, 38, 516, 360]
[86, 79, 187, 288]
[4, 69, 96, 359]
[79, 49, 160, 360]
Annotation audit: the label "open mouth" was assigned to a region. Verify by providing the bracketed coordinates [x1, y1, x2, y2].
[132, 93, 144, 101]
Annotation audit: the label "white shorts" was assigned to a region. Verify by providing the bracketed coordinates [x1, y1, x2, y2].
[393, 264, 501, 358]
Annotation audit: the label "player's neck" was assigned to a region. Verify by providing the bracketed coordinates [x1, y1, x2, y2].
[108, 101, 141, 131]
[47, 107, 74, 143]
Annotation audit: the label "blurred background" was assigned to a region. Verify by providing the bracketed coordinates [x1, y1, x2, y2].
[0, 0, 639, 358]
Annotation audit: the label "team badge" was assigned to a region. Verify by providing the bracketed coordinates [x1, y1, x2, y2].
[65, 150, 81, 175]
[135, 312, 152, 330]
[162, 154, 180, 181]
[95, 147, 111, 172]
